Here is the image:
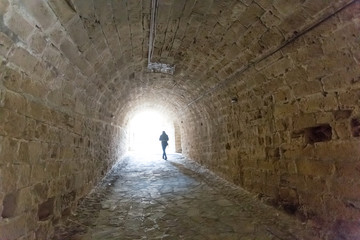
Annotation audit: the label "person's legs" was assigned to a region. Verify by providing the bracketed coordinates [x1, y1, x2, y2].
[162, 143, 167, 160]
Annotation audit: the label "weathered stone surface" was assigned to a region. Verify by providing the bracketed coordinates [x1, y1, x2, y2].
[54, 154, 317, 240]
[3, 7, 34, 41]
[0, 0, 359, 239]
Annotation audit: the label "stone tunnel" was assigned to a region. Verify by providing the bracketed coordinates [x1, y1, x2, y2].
[0, 0, 359, 239]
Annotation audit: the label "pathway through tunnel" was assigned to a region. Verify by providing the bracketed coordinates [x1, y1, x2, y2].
[54, 153, 318, 240]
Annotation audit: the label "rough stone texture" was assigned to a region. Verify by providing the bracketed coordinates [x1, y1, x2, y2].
[54, 153, 318, 240]
[0, 0, 359, 239]
[0, 63, 127, 239]
[181, 2, 360, 239]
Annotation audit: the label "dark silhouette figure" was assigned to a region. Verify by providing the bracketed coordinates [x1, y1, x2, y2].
[159, 131, 169, 160]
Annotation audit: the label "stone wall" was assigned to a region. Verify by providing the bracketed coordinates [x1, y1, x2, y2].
[0, 63, 127, 239]
[181, 3, 360, 238]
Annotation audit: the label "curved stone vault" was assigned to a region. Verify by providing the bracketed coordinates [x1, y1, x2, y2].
[0, 0, 359, 239]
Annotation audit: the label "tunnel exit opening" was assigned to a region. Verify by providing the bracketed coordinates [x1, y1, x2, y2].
[128, 109, 176, 154]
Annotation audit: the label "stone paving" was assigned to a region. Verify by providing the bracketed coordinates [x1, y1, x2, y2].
[54, 153, 320, 240]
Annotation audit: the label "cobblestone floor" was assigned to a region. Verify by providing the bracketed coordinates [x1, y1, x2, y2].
[54, 153, 320, 240]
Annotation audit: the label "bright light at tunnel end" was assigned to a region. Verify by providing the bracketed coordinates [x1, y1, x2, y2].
[128, 109, 175, 155]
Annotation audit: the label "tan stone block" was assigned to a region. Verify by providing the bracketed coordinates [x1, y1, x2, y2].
[47, 22, 66, 46]
[0, 107, 9, 134]
[23, 118, 36, 140]
[292, 113, 316, 131]
[259, 27, 284, 50]
[26, 100, 44, 120]
[0, 137, 19, 165]
[2, 66, 22, 92]
[331, 179, 360, 200]
[21, 76, 47, 99]
[66, 16, 90, 52]
[0, 215, 27, 239]
[273, 87, 291, 103]
[28, 141, 42, 164]
[28, 31, 47, 55]
[30, 163, 46, 184]
[298, 94, 338, 113]
[274, 101, 299, 117]
[278, 9, 310, 37]
[335, 161, 360, 179]
[338, 90, 360, 108]
[297, 159, 335, 177]
[260, 9, 282, 28]
[31, 182, 49, 204]
[19, 0, 56, 31]
[315, 140, 360, 162]
[4, 8, 34, 41]
[3, 90, 26, 113]
[334, 121, 351, 140]
[0, 32, 13, 56]
[42, 45, 61, 65]
[47, 0, 76, 24]
[8, 47, 38, 74]
[0, 0, 9, 15]
[315, 112, 334, 124]
[4, 110, 26, 138]
[237, 2, 265, 28]
[0, 165, 17, 193]
[262, 56, 294, 78]
[16, 141, 29, 164]
[15, 187, 33, 214]
[292, 80, 322, 98]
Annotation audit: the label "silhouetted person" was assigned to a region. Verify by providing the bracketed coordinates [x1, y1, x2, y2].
[159, 131, 169, 160]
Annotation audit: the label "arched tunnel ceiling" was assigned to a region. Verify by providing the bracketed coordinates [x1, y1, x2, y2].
[0, 0, 352, 124]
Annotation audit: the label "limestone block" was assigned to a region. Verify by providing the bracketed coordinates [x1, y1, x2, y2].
[296, 159, 335, 177]
[18, 0, 56, 31]
[30, 163, 47, 184]
[47, 0, 76, 24]
[292, 80, 323, 98]
[0, 215, 27, 239]
[292, 113, 316, 131]
[0, 32, 13, 56]
[47, 22, 66, 46]
[259, 27, 284, 50]
[273, 87, 291, 102]
[0, 165, 17, 193]
[32, 61, 49, 80]
[42, 45, 61, 66]
[3, 90, 26, 113]
[260, 9, 282, 28]
[254, 0, 272, 10]
[66, 16, 90, 52]
[4, 8, 34, 41]
[1, 66, 22, 92]
[237, 21, 267, 49]
[262, 56, 293, 78]
[274, 102, 299, 117]
[28, 141, 42, 164]
[0, 0, 9, 15]
[278, 9, 311, 37]
[298, 94, 338, 113]
[8, 47, 38, 74]
[20, 76, 47, 99]
[237, 3, 265, 28]
[0, 137, 18, 166]
[32, 182, 49, 204]
[314, 140, 360, 162]
[28, 31, 47, 55]
[4, 111, 26, 138]
[279, 187, 298, 205]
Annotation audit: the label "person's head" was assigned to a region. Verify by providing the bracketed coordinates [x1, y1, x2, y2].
[162, 131, 166, 134]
